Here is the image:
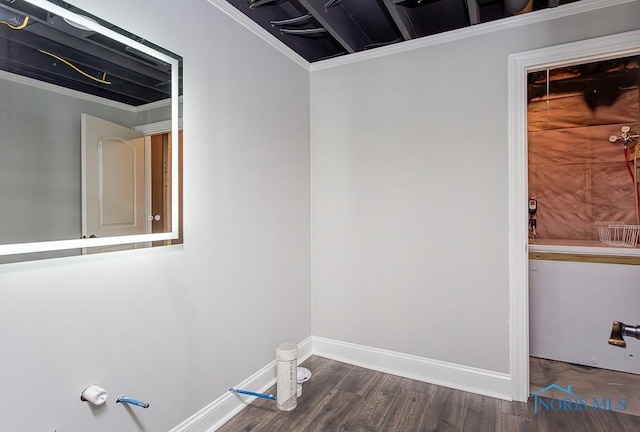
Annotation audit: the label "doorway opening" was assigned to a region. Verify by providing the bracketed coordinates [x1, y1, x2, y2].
[507, 30, 640, 403]
[526, 55, 640, 414]
[149, 130, 184, 247]
[81, 116, 183, 254]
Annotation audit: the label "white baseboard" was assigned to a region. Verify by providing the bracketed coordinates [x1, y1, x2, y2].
[312, 336, 512, 401]
[169, 336, 312, 432]
[170, 335, 512, 431]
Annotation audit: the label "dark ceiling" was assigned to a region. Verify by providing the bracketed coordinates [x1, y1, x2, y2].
[0, 0, 181, 106]
[226, 0, 581, 63]
[528, 55, 640, 111]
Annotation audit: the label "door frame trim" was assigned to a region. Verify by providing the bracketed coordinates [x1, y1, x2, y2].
[508, 29, 640, 402]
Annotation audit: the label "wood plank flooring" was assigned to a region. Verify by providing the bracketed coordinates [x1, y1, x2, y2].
[218, 356, 640, 431]
[530, 356, 640, 417]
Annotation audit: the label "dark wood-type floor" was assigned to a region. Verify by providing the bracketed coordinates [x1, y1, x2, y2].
[530, 356, 640, 417]
[218, 356, 640, 432]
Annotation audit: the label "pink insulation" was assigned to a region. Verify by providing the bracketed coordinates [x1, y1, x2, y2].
[528, 88, 639, 240]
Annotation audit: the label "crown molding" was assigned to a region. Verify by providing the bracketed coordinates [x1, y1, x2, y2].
[206, 0, 310, 71]
[310, 0, 637, 71]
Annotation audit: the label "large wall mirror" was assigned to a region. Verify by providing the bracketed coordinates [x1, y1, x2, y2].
[0, 0, 183, 263]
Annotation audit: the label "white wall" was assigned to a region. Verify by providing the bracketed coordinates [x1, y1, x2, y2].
[310, 1, 640, 374]
[0, 1, 310, 431]
[530, 260, 640, 374]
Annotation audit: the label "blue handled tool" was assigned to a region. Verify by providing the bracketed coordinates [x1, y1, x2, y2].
[116, 396, 150, 408]
[229, 388, 276, 400]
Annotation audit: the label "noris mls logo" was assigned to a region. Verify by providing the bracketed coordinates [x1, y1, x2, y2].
[531, 384, 627, 414]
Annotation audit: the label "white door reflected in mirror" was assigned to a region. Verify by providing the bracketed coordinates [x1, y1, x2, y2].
[81, 114, 149, 254]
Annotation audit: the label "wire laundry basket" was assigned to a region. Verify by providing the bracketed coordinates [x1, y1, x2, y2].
[596, 221, 640, 247]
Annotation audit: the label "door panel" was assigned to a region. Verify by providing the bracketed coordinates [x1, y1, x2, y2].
[82, 114, 148, 252]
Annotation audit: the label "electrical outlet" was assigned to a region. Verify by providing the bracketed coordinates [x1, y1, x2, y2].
[624, 351, 640, 361]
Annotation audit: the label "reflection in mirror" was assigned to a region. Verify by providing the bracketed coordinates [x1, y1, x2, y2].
[0, 0, 182, 263]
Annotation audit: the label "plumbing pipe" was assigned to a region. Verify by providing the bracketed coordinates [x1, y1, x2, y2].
[635, 146, 640, 225]
[116, 396, 149, 408]
[271, 14, 312, 27]
[623, 146, 635, 183]
[623, 147, 640, 226]
[280, 28, 327, 35]
[505, 0, 533, 15]
[622, 146, 638, 230]
[249, 0, 279, 9]
[609, 321, 640, 348]
[80, 384, 108, 406]
[228, 388, 276, 400]
[611, 127, 640, 227]
[276, 343, 297, 411]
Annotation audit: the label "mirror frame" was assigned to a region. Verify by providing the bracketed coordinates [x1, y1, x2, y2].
[0, 0, 181, 257]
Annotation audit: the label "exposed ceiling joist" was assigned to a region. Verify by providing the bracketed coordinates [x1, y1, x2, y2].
[0, 26, 167, 92]
[383, 0, 413, 40]
[466, 0, 481, 25]
[227, 0, 584, 63]
[23, 23, 170, 82]
[0, 1, 181, 106]
[298, 0, 370, 53]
